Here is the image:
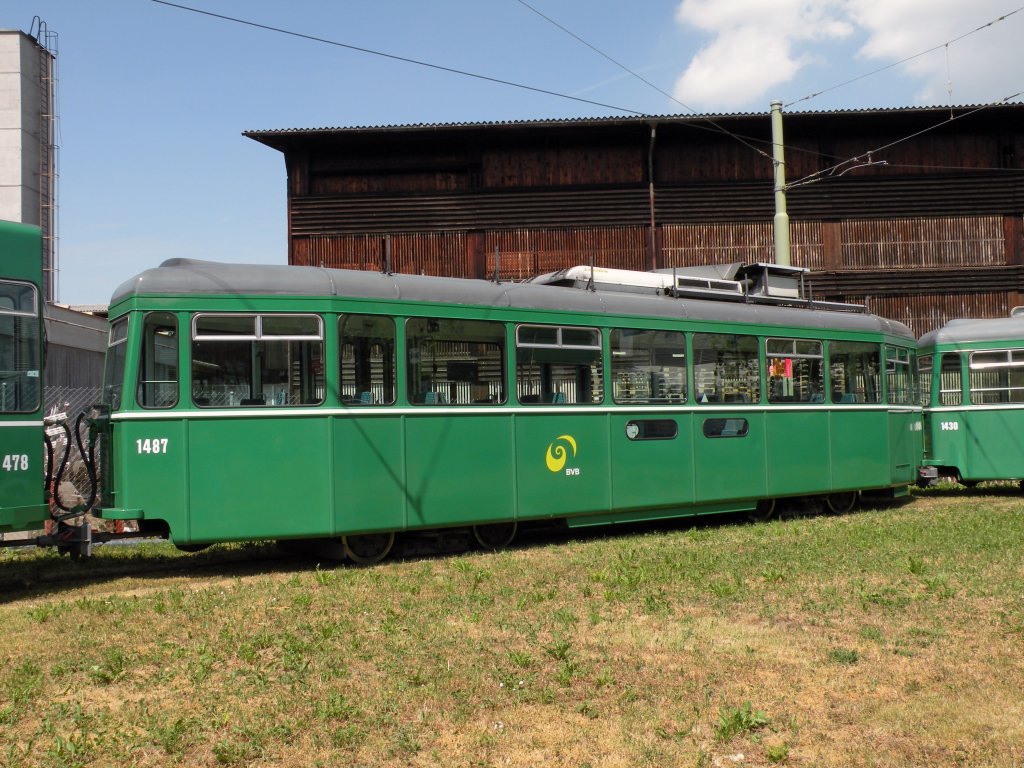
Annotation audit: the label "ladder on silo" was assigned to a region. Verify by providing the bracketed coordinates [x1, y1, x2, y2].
[31, 17, 60, 303]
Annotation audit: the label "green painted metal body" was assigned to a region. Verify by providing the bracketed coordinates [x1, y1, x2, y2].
[0, 220, 48, 533]
[919, 319, 1024, 482]
[97, 264, 921, 546]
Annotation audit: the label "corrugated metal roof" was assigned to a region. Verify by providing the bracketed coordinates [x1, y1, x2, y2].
[243, 103, 1024, 139]
[109, 258, 913, 339]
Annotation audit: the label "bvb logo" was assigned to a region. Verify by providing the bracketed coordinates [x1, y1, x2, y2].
[545, 434, 578, 473]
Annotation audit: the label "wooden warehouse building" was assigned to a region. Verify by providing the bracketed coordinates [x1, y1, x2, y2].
[245, 104, 1024, 337]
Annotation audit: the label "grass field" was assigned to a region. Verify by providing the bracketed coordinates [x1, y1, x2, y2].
[1, 487, 1023, 767]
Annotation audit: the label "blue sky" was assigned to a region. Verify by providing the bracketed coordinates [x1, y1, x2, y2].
[5, 0, 1023, 304]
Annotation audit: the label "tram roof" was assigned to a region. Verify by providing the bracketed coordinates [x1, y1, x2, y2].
[111, 259, 914, 339]
[918, 316, 1024, 347]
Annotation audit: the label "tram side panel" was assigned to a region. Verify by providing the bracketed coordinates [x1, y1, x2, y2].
[763, 409, 830, 497]
[186, 416, 332, 544]
[828, 410, 892, 491]
[515, 412, 611, 522]
[333, 415, 406, 535]
[403, 413, 515, 529]
[608, 412, 696, 517]
[960, 409, 1024, 482]
[692, 410, 767, 504]
[107, 419, 186, 533]
[0, 424, 47, 533]
[888, 409, 921, 487]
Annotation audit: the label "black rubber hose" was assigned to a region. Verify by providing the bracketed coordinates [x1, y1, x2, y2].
[50, 420, 73, 514]
[74, 411, 99, 512]
[43, 430, 54, 494]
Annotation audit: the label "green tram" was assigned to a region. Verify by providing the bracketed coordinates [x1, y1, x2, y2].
[918, 315, 1024, 486]
[0, 220, 48, 535]
[94, 260, 921, 562]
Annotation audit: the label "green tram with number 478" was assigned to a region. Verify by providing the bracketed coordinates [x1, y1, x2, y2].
[0, 220, 48, 535]
[918, 314, 1024, 487]
[90, 259, 922, 563]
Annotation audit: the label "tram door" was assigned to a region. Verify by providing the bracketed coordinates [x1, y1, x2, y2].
[690, 333, 767, 505]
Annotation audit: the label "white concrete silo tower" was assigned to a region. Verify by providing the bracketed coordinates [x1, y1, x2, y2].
[0, 21, 58, 301]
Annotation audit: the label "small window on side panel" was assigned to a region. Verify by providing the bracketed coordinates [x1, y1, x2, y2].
[340, 314, 396, 405]
[917, 354, 933, 406]
[939, 353, 963, 406]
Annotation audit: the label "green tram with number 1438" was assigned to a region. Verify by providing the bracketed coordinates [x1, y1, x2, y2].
[918, 314, 1024, 487]
[89, 259, 922, 563]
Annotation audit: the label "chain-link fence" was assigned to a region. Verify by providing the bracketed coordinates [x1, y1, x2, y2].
[45, 385, 102, 421]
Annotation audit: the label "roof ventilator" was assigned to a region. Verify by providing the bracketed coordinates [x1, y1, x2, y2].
[528, 263, 865, 313]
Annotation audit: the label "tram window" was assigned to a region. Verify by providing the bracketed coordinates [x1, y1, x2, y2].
[886, 346, 915, 405]
[828, 341, 881, 404]
[969, 349, 1024, 404]
[692, 333, 760, 404]
[0, 279, 41, 413]
[137, 312, 179, 408]
[516, 324, 603, 405]
[340, 314, 396, 405]
[918, 355, 933, 406]
[702, 418, 749, 438]
[610, 328, 686, 404]
[406, 318, 506, 405]
[103, 317, 129, 411]
[939, 353, 963, 406]
[766, 338, 823, 403]
[191, 314, 324, 407]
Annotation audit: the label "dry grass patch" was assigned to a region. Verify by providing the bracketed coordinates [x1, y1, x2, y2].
[2, 490, 1023, 766]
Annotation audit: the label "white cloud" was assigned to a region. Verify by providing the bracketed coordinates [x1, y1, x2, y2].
[672, 0, 1024, 110]
[672, 0, 852, 108]
[846, 0, 1024, 105]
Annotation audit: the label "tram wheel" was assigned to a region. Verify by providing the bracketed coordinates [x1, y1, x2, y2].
[747, 498, 776, 522]
[472, 521, 518, 550]
[342, 532, 395, 564]
[825, 492, 858, 515]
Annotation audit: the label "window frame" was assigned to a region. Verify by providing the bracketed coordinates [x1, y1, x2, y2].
[609, 327, 687, 405]
[190, 312, 325, 408]
[515, 323, 604, 406]
[691, 332, 761, 405]
[765, 337, 824, 404]
[136, 311, 180, 410]
[0, 279, 41, 414]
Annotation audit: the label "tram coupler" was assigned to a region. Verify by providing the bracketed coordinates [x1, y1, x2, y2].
[55, 521, 92, 559]
[917, 466, 939, 488]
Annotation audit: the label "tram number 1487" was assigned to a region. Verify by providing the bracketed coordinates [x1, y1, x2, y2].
[136, 438, 169, 454]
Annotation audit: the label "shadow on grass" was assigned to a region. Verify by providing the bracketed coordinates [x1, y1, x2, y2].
[0, 493, 918, 603]
[914, 481, 1024, 498]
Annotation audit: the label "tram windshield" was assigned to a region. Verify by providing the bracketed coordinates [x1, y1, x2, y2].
[0, 279, 41, 413]
[102, 317, 129, 410]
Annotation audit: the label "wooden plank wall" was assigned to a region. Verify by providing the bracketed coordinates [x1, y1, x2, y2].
[274, 107, 1024, 336]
